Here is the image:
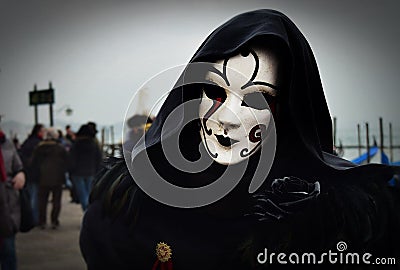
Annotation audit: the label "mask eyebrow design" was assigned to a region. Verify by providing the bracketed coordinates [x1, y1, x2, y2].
[208, 49, 279, 92]
[250, 81, 279, 91]
[223, 58, 230, 86]
[208, 55, 241, 87]
[209, 64, 230, 87]
[240, 49, 279, 91]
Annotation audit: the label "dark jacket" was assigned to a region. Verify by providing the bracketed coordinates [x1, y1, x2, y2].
[31, 140, 68, 187]
[69, 137, 102, 177]
[20, 135, 42, 183]
[0, 139, 23, 236]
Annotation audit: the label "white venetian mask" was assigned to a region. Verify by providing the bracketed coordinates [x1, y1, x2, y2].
[199, 46, 279, 165]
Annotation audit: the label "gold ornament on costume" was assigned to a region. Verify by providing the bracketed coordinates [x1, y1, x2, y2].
[144, 123, 152, 131]
[156, 242, 172, 262]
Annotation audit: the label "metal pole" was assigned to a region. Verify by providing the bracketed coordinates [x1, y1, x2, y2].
[49, 81, 54, 127]
[379, 117, 384, 157]
[49, 104, 54, 127]
[101, 127, 105, 153]
[366, 122, 370, 163]
[34, 84, 38, 125]
[389, 123, 393, 163]
[110, 126, 115, 157]
[333, 117, 337, 148]
[357, 124, 361, 156]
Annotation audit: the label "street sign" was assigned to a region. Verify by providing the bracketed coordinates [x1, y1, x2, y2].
[29, 89, 54, 106]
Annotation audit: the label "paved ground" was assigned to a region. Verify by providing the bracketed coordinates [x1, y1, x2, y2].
[16, 190, 86, 270]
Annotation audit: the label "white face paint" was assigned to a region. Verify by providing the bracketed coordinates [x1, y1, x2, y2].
[199, 46, 279, 165]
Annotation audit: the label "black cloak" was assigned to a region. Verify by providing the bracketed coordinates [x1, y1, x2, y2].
[80, 9, 400, 270]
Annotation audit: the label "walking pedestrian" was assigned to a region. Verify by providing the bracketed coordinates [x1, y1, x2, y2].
[0, 129, 25, 270]
[31, 128, 68, 229]
[20, 124, 45, 225]
[69, 124, 102, 212]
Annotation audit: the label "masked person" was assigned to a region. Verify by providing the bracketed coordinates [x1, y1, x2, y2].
[80, 10, 400, 270]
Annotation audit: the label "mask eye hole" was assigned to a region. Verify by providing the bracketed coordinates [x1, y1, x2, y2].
[203, 84, 227, 103]
[241, 92, 276, 110]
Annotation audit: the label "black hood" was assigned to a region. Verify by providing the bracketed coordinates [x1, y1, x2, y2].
[128, 9, 398, 197]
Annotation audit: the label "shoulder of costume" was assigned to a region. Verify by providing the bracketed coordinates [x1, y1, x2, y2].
[90, 157, 141, 221]
[248, 174, 400, 255]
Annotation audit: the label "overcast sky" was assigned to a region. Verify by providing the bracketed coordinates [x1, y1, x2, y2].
[1, 0, 400, 136]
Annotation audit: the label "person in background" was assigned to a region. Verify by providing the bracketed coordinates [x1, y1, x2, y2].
[0, 129, 25, 270]
[125, 114, 153, 148]
[31, 128, 68, 229]
[86, 121, 102, 155]
[58, 129, 78, 204]
[65, 125, 76, 143]
[86, 122, 98, 138]
[123, 115, 153, 162]
[69, 124, 102, 212]
[19, 124, 45, 225]
[11, 136, 20, 151]
[57, 130, 72, 152]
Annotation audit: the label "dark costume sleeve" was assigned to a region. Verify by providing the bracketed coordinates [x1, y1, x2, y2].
[80, 158, 142, 270]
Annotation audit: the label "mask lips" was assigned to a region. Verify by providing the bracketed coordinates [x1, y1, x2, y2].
[215, 134, 239, 147]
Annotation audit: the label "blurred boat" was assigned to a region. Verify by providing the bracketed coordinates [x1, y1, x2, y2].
[351, 146, 378, 165]
[381, 150, 400, 166]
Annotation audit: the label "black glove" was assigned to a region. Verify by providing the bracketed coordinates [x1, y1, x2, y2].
[246, 176, 320, 222]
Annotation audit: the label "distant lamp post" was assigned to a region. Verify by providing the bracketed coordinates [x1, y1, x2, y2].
[65, 107, 73, 116]
[57, 105, 73, 116]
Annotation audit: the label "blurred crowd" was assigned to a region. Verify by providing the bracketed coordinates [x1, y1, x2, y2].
[0, 121, 102, 270]
[21, 122, 103, 227]
[0, 114, 154, 269]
